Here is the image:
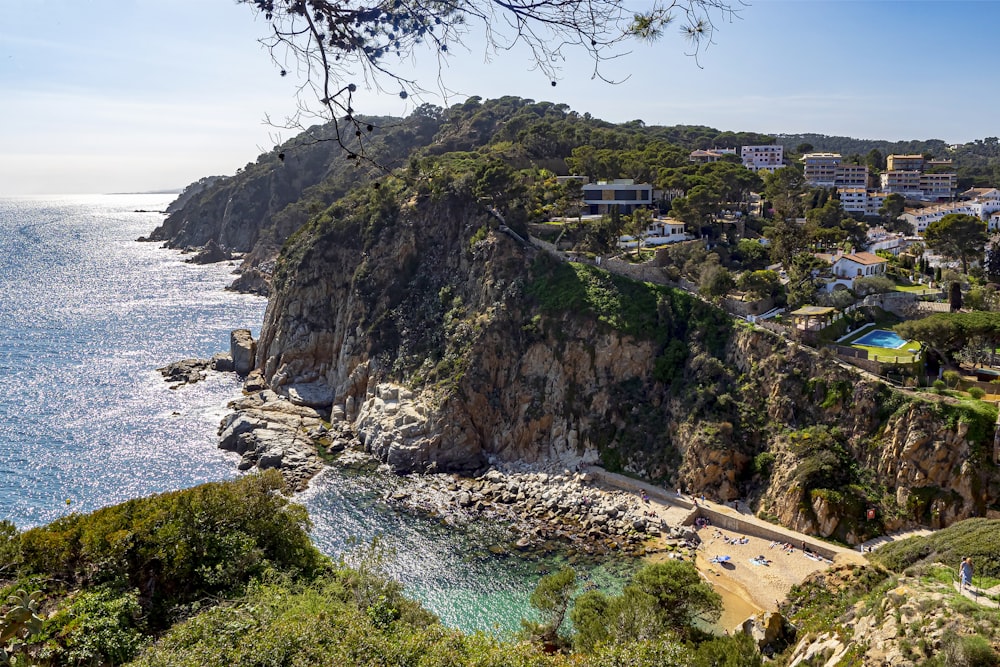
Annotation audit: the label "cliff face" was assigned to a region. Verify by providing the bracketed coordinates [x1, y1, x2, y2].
[252, 178, 999, 542]
[148, 113, 443, 294]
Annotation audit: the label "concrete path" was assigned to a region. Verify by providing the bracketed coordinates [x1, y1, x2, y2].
[585, 466, 862, 563]
[953, 582, 1000, 608]
[859, 528, 933, 552]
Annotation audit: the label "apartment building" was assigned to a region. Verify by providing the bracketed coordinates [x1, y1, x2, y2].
[919, 172, 957, 199]
[866, 191, 888, 217]
[880, 170, 923, 197]
[582, 179, 653, 215]
[802, 152, 841, 186]
[836, 164, 869, 189]
[886, 154, 924, 171]
[838, 188, 868, 214]
[741, 145, 784, 173]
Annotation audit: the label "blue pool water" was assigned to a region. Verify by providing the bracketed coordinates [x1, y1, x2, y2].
[854, 329, 908, 349]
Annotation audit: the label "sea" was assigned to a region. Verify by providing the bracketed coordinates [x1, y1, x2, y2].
[0, 194, 629, 634]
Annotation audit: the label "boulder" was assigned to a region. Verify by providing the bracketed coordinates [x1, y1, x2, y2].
[158, 358, 210, 385]
[211, 352, 234, 372]
[231, 329, 257, 376]
[285, 382, 334, 408]
[186, 239, 232, 264]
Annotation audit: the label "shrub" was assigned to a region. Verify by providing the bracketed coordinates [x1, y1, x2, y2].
[943, 370, 961, 388]
[17, 471, 326, 628]
[969, 387, 986, 400]
[933, 379, 947, 390]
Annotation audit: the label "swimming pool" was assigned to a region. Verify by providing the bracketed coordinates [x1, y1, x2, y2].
[854, 329, 908, 349]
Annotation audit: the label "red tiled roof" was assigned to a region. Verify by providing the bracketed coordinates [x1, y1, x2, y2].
[840, 252, 886, 265]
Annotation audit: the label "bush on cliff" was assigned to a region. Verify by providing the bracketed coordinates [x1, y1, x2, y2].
[0, 471, 327, 665]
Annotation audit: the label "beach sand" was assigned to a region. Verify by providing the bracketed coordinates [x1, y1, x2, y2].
[647, 523, 838, 632]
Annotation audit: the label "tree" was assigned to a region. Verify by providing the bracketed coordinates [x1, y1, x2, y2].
[866, 148, 885, 172]
[895, 311, 1000, 357]
[629, 208, 654, 257]
[242, 0, 742, 156]
[762, 167, 806, 221]
[522, 567, 576, 647]
[569, 561, 721, 651]
[950, 281, 964, 312]
[879, 193, 905, 224]
[924, 213, 987, 274]
[853, 275, 896, 297]
[985, 242, 1000, 283]
[737, 269, 782, 300]
[736, 238, 770, 271]
[698, 261, 734, 300]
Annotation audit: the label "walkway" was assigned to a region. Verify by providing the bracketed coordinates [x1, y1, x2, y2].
[953, 582, 1000, 608]
[859, 528, 933, 552]
[585, 466, 861, 563]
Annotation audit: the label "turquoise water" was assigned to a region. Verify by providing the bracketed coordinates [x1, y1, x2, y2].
[854, 329, 908, 349]
[0, 194, 629, 635]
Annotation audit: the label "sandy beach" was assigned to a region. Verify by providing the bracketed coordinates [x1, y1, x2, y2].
[646, 519, 844, 633]
[694, 524, 834, 611]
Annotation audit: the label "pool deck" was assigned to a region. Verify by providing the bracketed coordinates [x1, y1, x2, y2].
[853, 330, 909, 350]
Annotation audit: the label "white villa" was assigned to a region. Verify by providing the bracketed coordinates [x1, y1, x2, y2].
[816, 251, 888, 292]
[618, 218, 690, 248]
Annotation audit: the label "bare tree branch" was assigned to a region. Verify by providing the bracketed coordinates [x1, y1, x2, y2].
[242, 0, 743, 159]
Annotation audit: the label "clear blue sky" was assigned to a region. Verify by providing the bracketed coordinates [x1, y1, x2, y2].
[2, 1, 997, 195]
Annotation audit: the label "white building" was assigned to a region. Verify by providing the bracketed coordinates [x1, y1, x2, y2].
[866, 191, 889, 217]
[838, 187, 868, 214]
[836, 164, 869, 189]
[802, 152, 841, 187]
[866, 226, 912, 256]
[741, 145, 784, 173]
[899, 189, 1000, 233]
[618, 218, 690, 248]
[582, 179, 653, 215]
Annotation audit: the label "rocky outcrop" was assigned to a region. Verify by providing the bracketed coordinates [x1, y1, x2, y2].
[217, 390, 327, 491]
[230, 329, 256, 376]
[227, 267, 271, 296]
[158, 358, 211, 386]
[784, 564, 1000, 666]
[185, 239, 232, 264]
[235, 177, 998, 541]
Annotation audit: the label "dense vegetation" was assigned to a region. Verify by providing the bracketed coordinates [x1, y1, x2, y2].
[872, 518, 1000, 579]
[782, 521, 1000, 665]
[0, 477, 759, 667]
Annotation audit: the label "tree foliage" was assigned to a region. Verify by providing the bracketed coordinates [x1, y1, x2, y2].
[895, 311, 1000, 354]
[924, 214, 987, 274]
[244, 0, 741, 156]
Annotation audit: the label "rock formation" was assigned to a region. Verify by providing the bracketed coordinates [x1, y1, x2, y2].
[223, 176, 998, 543]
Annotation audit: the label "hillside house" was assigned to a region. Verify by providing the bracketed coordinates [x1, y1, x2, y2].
[583, 179, 653, 215]
[817, 251, 888, 292]
[619, 218, 689, 248]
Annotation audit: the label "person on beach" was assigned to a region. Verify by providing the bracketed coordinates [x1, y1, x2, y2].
[960, 557, 973, 591]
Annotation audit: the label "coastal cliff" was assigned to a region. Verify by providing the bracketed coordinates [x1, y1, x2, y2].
[145, 112, 443, 293]
[233, 168, 999, 544]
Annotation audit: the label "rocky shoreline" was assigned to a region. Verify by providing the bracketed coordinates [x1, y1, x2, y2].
[160, 329, 701, 558]
[380, 466, 702, 558]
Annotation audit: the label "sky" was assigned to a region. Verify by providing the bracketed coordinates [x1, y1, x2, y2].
[2, 0, 999, 195]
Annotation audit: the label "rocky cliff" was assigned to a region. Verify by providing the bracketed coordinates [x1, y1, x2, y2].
[146, 112, 444, 294]
[238, 170, 999, 544]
